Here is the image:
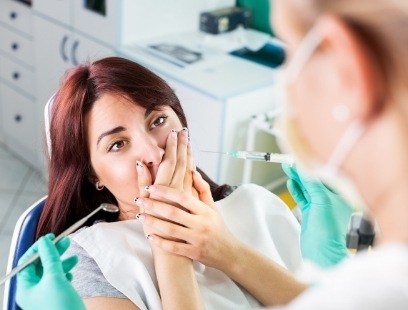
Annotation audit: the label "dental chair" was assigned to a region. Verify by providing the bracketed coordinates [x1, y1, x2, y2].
[3, 197, 47, 310]
[3, 94, 55, 310]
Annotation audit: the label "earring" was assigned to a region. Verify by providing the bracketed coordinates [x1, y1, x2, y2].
[95, 181, 104, 191]
[332, 104, 350, 122]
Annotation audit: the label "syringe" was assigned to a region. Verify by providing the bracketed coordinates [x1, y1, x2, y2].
[202, 150, 294, 165]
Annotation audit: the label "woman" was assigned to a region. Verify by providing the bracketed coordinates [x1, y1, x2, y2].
[26, 57, 306, 309]
[135, 0, 408, 308]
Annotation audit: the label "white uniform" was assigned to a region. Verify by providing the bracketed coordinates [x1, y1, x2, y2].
[73, 184, 303, 310]
[278, 244, 408, 310]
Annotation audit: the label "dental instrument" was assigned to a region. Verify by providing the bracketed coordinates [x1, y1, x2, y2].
[0, 203, 119, 286]
[202, 150, 294, 164]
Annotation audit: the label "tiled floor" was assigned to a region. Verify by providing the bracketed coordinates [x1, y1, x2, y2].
[0, 143, 47, 304]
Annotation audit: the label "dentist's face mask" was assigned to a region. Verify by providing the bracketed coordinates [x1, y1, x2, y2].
[276, 26, 367, 210]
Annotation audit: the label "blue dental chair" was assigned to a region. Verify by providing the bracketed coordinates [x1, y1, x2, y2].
[3, 197, 47, 310]
[3, 94, 55, 310]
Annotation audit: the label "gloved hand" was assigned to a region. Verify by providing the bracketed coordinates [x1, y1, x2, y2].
[282, 163, 353, 268]
[16, 234, 85, 310]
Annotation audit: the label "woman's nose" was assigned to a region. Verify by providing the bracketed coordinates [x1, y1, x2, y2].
[137, 137, 164, 168]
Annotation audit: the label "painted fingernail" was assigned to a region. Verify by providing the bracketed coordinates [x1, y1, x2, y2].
[136, 213, 145, 220]
[135, 197, 144, 207]
[182, 127, 189, 136]
[133, 197, 139, 204]
[171, 129, 177, 140]
[146, 234, 154, 240]
[136, 161, 144, 174]
[145, 185, 156, 192]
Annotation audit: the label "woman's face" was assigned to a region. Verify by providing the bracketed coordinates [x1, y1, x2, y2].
[86, 93, 183, 211]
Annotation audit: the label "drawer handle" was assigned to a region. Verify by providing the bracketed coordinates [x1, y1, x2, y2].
[12, 72, 20, 80]
[10, 12, 17, 20]
[11, 42, 19, 51]
[71, 40, 79, 66]
[60, 35, 69, 62]
[15, 114, 22, 122]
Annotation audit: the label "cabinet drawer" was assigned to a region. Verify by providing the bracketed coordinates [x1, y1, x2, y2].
[72, 0, 117, 46]
[0, 26, 34, 65]
[0, 83, 36, 154]
[0, 0, 33, 36]
[0, 56, 34, 95]
[33, 0, 71, 26]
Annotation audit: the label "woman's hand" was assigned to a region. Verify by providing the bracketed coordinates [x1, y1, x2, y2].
[139, 128, 205, 310]
[136, 171, 238, 270]
[153, 128, 194, 190]
[138, 128, 197, 239]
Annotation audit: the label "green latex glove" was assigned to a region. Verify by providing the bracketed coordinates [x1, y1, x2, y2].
[282, 164, 353, 268]
[16, 234, 85, 310]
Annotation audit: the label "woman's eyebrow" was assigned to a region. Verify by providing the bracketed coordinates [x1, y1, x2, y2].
[97, 126, 126, 146]
[145, 108, 164, 118]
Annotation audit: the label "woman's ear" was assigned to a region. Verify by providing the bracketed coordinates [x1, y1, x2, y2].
[317, 14, 384, 121]
[88, 176, 97, 185]
[87, 172, 100, 186]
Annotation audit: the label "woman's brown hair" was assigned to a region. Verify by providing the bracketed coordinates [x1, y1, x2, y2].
[36, 57, 232, 239]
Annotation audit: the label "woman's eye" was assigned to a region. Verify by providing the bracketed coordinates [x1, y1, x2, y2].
[150, 115, 168, 129]
[108, 140, 126, 152]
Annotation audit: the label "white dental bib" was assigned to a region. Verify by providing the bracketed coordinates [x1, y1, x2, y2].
[73, 184, 302, 310]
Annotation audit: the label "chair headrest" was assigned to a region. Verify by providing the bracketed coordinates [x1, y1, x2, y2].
[44, 93, 57, 158]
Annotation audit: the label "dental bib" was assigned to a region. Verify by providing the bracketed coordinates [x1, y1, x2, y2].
[73, 184, 302, 310]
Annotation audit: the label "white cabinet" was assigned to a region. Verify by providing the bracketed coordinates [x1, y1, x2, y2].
[0, 56, 34, 95]
[0, 25, 34, 65]
[0, 0, 36, 164]
[0, 0, 33, 35]
[72, 0, 118, 46]
[33, 0, 71, 26]
[33, 3, 115, 170]
[0, 83, 37, 155]
[34, 16, 115, 130]
[168, 79, 224, 180]
[33, 0, 118, 45]
[34, 16, 71, 91]
[72, 32, 114, 65]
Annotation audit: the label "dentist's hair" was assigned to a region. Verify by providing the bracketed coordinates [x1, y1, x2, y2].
[36, 57, 232, 239]
[291, 0, 408, 111]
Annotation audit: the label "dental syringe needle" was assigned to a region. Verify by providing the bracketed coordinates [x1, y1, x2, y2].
[200, 150, 227, 154]
[200, 150, 294, 164]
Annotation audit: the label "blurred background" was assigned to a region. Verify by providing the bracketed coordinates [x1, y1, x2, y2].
[0, 0, 294, 301]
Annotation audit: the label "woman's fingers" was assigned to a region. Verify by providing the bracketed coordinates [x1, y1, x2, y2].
[144, 185, 206, 215]
[147, 235, 196, 260]
[135, 197, 195, 227]
[140, 213, 196, 243]
[170, 128, 189, 188]
[136, 161, 152, 199]
[155, 130, 178, 186]
[183, 139, 197, 195]
[192, 171, 216, 208]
